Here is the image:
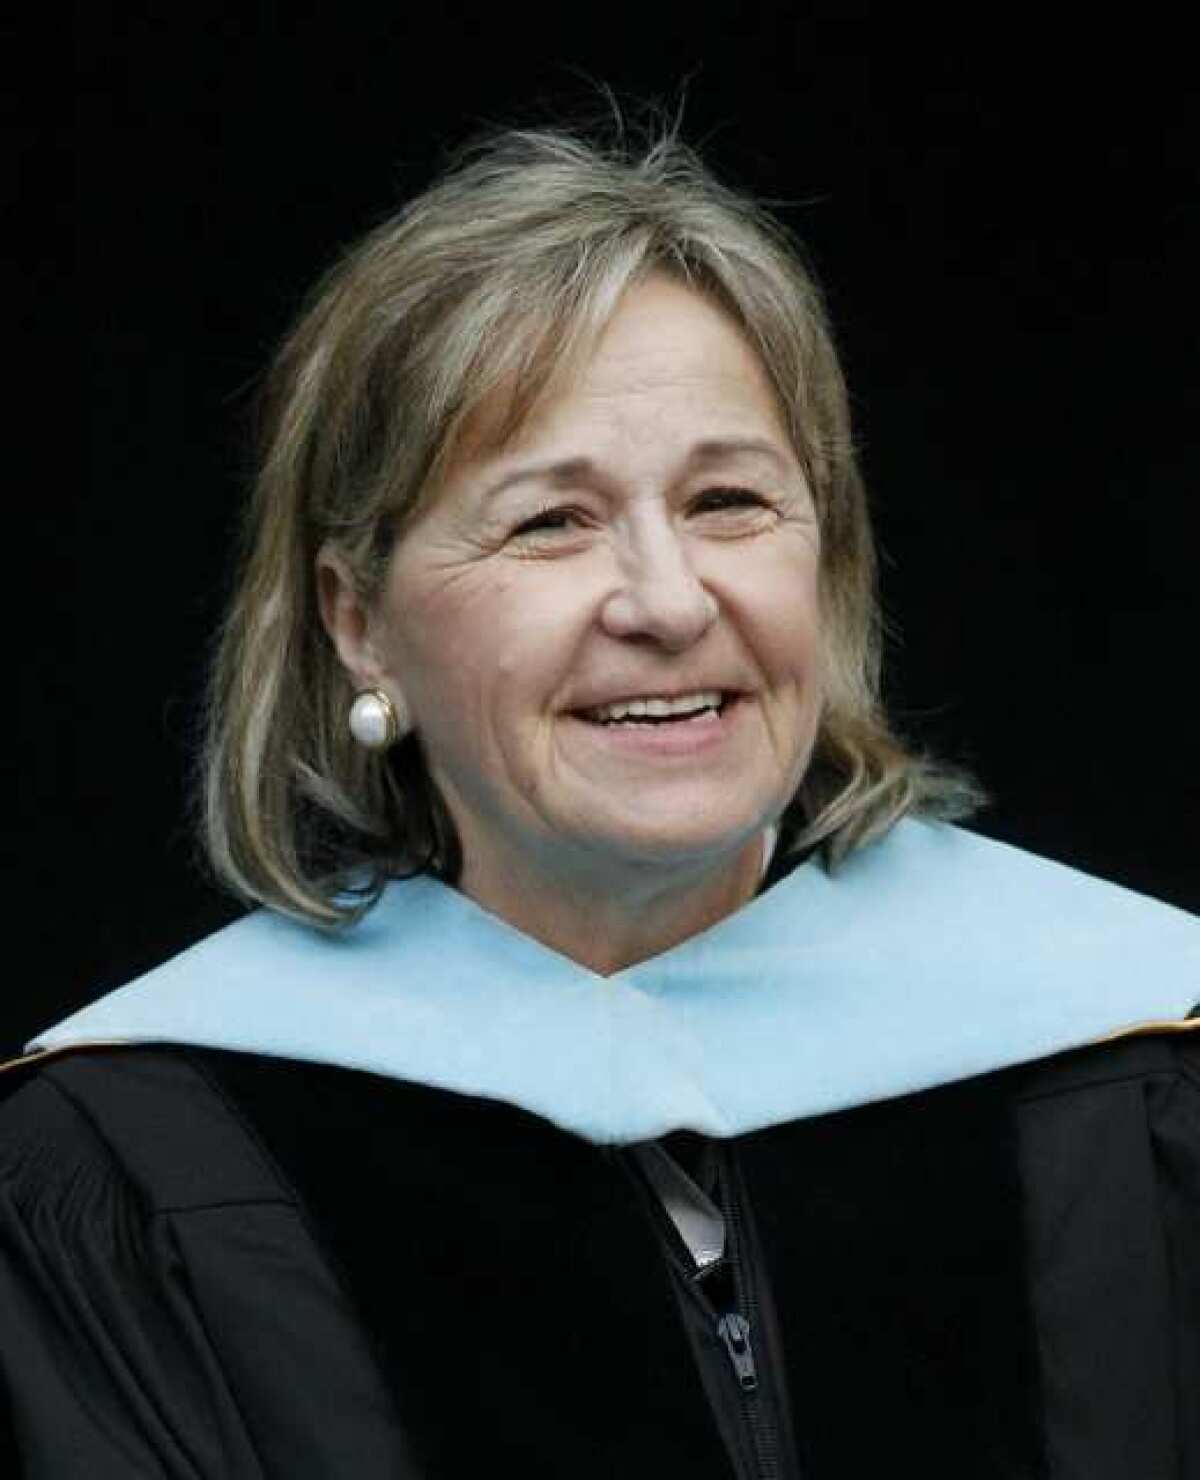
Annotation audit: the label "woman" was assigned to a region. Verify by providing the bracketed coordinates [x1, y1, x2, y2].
[3, 123, 1198, 1479]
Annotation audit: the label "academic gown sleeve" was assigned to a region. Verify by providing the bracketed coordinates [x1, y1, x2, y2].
[0, 1056, 415, 1480]
[1014, 1030, 1200, 1479]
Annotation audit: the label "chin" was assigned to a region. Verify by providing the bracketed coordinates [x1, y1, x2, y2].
[578, 818, 766, 873]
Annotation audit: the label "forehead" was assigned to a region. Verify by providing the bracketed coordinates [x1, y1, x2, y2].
[571, 275, 779, 399]
[449, 275, 792, 478]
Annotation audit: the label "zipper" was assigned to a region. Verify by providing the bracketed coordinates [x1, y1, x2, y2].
[673, 1271, 776, 1477]
[716, 1312, 757, 1389]
[618, 1140, 789, 1479]
[713, 1144, 782, 1479]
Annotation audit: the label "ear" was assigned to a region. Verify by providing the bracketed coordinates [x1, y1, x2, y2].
[315, 545, 396, 695]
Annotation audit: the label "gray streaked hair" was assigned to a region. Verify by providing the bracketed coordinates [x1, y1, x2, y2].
[201, 115, 982, 925]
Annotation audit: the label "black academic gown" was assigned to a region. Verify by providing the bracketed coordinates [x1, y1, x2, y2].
[2, 1026, 1198, 1479]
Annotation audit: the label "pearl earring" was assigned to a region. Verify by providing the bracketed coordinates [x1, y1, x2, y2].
[348, 688, 406, 750]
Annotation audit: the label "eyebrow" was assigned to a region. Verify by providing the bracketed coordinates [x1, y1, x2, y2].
[480, 437, 793, 502]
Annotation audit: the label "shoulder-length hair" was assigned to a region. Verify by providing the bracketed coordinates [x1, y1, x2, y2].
[201, 120, 981, 925]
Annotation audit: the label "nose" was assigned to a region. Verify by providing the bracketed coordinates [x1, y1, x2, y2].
[599, 520, 718, 651]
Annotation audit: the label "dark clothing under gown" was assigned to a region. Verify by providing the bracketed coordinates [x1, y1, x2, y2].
[1, 1027, 1197, 1478]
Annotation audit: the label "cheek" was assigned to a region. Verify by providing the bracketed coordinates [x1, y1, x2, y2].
[375, 580, 481, 732]
[742, 552, 823, 677]
[386, 567, 588, 732]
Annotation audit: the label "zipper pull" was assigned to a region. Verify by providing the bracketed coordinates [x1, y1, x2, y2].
[716, 1312, 758, 1391]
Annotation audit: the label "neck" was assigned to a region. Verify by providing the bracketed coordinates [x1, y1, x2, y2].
[456, 835, 768, 976]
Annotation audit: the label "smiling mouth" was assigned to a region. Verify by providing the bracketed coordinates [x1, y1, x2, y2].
[575, 691, 737, 726]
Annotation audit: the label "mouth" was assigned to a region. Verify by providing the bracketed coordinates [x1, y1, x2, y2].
[573, 689, 739, 727]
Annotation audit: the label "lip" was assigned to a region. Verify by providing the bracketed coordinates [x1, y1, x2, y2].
[566, 693, 745, 756]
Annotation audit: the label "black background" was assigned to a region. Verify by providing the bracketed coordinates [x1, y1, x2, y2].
[24, 10, 1198, 1056]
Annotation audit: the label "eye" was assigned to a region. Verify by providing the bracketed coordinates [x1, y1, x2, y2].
[691, 487, 773, 515]
[511, 504, 581, 537]
[509, 506, 574, 535]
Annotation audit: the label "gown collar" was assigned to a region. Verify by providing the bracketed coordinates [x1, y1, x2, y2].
[28, 820, 1200, 1144]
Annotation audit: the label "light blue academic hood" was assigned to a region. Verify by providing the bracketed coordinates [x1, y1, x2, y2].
[28, 821, 1199, 1144]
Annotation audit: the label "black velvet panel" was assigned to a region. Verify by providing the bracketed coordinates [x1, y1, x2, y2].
[194, 1050, 735, 1480]
[741, 1075, 1047, 1479]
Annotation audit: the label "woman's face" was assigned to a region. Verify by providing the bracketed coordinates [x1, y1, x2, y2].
[368, 276, 823, 898]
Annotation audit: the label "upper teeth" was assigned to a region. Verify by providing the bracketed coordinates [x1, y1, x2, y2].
[586, 690, 725, 723]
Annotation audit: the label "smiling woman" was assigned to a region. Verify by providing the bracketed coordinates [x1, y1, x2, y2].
[200, 124, 974, 943]
[3, 117, 1198, 1479]
[318, 275, 827, 971]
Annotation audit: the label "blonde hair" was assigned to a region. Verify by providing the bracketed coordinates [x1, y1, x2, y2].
[202, 118, 981, 925]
